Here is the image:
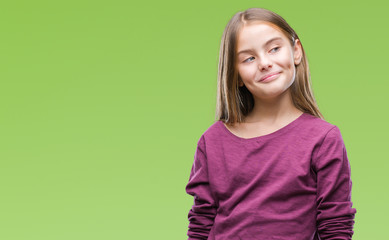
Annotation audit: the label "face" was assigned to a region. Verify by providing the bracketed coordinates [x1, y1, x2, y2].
[236, 22, 302, 101]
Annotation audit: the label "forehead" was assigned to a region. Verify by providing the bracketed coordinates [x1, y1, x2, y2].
[236, 22, 288, 48]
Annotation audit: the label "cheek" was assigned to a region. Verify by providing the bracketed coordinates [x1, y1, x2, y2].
[238, 65, 256, 80]
[278, 53, 294, 67]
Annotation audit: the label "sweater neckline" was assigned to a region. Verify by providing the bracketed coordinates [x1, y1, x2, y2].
[218, 112, 308, 143]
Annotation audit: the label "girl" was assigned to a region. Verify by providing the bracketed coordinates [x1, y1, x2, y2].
[185, 8, 356, 240]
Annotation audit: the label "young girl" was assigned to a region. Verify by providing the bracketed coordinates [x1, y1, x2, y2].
[185, 8, 356, 240]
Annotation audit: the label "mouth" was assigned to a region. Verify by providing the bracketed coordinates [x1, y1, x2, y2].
[259, 72, 281, 82]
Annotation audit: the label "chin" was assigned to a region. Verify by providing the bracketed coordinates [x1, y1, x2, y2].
[257, 89, 289, 100]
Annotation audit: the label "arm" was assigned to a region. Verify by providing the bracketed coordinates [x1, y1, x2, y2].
[313, 126, 357, 239]
[185, 135, 217, 240]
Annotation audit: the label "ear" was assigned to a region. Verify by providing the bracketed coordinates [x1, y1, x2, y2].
[293, 39, 303, 65]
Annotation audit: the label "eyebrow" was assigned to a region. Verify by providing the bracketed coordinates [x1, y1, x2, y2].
[237, 37, 283, 56]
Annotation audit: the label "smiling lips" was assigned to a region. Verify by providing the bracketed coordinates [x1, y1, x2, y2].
[259, 72, 281, 82]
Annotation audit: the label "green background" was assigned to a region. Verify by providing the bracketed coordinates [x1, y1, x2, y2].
[0, 0, 386, 239]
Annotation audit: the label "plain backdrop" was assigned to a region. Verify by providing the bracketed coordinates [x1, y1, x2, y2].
[0, 0, 387, 239]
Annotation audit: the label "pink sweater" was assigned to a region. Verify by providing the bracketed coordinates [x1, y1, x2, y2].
[185, 113, 356, 240]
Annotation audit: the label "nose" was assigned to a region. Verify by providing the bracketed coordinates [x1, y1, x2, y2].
[257, 56, 272, 71]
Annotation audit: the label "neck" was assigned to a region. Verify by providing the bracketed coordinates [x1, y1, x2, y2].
[244, 89, 302, 123]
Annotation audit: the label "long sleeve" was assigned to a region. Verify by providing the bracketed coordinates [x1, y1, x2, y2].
[313, 126, 357, 239]
[185, 135, 218, 240]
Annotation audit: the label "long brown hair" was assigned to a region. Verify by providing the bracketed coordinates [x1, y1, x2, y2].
[215, 8, 324, 124]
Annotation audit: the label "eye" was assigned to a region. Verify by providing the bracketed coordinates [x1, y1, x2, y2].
[243, 56, 255, 63]
[270, 47, 280, 53]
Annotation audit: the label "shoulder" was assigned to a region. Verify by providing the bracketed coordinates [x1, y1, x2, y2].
[292, 113, 346, 151]
[193, 120, 227, 148]
[291, 113, 346, 147]
[298, 113, 338, 136]
[301, 114, 347, 163]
